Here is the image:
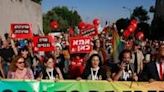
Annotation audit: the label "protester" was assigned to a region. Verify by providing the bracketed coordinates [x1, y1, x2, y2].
[112, 49, 138, 81]
[18, 46, 33, 68]
[7, 56, 34, 79]
[143, 40, 152, 63]
[68, 54, 85, 79]
[82, 54, 107, 80]
[31, 55, 44, 79]
[0, 39, 17, 77]
[92, 39, 108, 64]
[42, 55, 63, 80]
[131, 41, 144, 75]
[140, 43, 164, 81]
[53, 43, 65, 75]
[62, 48, 70, 77]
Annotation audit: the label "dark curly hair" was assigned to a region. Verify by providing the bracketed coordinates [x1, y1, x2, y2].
[43, 54, 56, 64]
[85, 54, 103, 69]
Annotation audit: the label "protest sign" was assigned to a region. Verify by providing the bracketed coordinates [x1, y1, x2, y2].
[10, 23, 33, 39]
[33, 36, 55, 51]
[69, 36, 92, 53]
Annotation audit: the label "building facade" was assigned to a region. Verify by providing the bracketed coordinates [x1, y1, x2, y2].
[0, 0, 43, 39]
[151, 0, 164, 40]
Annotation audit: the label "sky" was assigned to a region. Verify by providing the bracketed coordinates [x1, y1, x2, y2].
[42, 0, 156, 26]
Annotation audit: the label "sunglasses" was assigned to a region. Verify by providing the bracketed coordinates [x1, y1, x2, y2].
[17, 61, 25, 64]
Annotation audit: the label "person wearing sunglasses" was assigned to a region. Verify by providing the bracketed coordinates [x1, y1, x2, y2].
[7, 56, 34, 79]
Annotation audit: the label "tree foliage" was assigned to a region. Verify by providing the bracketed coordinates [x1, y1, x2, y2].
[43, 6, 82, 34]
[131, 6, 151, 39]
[131, 6, 150, 22]
[116, 18, 130, 36]
[151, 17, 164, 40]
[116, 6, 151, 38]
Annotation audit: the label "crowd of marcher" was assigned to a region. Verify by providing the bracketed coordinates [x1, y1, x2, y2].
[0, 30, 164, 82]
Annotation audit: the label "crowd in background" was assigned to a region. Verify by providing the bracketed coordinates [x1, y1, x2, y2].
[0, 30, 164, 82]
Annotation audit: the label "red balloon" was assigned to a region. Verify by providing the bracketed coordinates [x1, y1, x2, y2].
[130, 19, 137, 25]
[123, 30, 131, 38]
[125, 19, 137, 34]
[69, 27, 74, 36]
[93, 18, 100, 26]
[50, 20, 58, 29]
[127, 25, 135, 33]
[78, 21, 86, 30]
[136, 32, 144, 40]
[85, 23, 94, 30]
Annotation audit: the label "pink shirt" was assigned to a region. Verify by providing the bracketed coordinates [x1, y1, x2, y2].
[8, 68, 34, 79]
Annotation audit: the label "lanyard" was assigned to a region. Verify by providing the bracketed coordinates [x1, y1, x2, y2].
[91, 67, 99, 80]
[46, 69, 55, 80]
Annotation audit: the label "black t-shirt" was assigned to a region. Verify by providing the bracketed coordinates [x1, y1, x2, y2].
[0, 46, 15, 63]
[42, 68, 59, 79]
[56, 54, 65, 73]
[32, 64, 44, 79]
[82, 67, 107, 80]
